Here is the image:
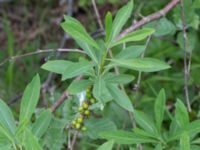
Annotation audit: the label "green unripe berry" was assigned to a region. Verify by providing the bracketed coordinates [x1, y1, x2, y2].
[81, 126, 87, 131]
[79, 106, 84, 112]
[77, 117, 83, 123]
[72, 120, 76, 125]
[83, 102, 89, 109]
[86, 93, 92, 99]
[86, 88, 90, 94]
[75, 123, 81, 129]
[84, 110, 90, 116]
[90, 98, 96, 104]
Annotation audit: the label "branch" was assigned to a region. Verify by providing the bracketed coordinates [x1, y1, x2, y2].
[51, 91, 69, 112]
[0, 48, 85, 67]
[180, 0, 192, 112]
[118, 0, 180, 39]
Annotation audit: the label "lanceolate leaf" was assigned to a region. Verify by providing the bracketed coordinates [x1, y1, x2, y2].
[32, 109, 52, 138]
[76, 40, 99, 64]
[61, 16, 100, 50]
[23, 128, 42, 150]
[154, 89, 166, 131]
[41, 60, 73, 74]
[105, 12, 113, 42]
[104, 73, 135, 84]
[107, 84, 134, 112]
[175, 99, 189, 128]
[97, 140, 114, 150]
[100, 130, 157, 144]
[107, 0, 133, 46]
[180, 132, 190, 150]
[93, 76, 113, 103]
[115, 45, 146, 59]
[61, 60, 94, 80]
[109, 58, 170, 72]
[134, 110, 158, 135]
[85, 118, 117, 139]
[0, 99, 16, 135]
[0, 125, 14, 144]
[111, 28, 155, 47]
[19, 74, 41, 123]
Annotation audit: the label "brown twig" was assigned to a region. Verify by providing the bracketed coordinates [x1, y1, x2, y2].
[51, 91, 69, 112]
[180, 0, 192, 112]
[118, 0, 180, 39]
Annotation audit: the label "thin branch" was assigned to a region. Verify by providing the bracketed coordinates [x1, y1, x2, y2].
[51, 91, 69, 112]
[0, 48, 85, 67]
[91, 0, 104, 31]
[68, 131, 78, 150]
[133, 35, 152, 91]
[180, 0, 192, 112]
[118, 0, 180, 39]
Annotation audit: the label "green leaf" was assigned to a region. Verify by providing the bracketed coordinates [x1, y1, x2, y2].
[180, 132, 190, 150]
[97, 140, 114, 150]
[93, 76, 113, 103]
[132, 127, 157, 139]
[107, 0, 133, 45]
[111, 28, 155, 47]
[154, 89, 166, 131]
[104, 73, 135, 84]
[41, 60, 72, 74]
[175, 99, 189, 128]
[115, 45, 146, 59]
[109, 58, 170, 72]
[0, 99, 16, 135]
[61, 60, 94, 80]
[43, 118, 67, 150]
[0, 125, 14, 144]
[61, 16, 99, 50]
[32, 109, 52, 138]
[155, 143, 163, 150]
[154, 18, 176, 36]
[107, 84, 134, 112]
[76, 40, 99, 64]
[100, 130, 157, 144]
[134, 110, 158, 135]
[19, 74, 41, 123]
[85, 118, 117, 139]
[186, 120, 200, 136]
[105, 12, 113, 42]
[23, 128, 42, 150]
[68, 79, 92, 94]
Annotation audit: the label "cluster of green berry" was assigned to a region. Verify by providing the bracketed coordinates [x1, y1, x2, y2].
[70, 87, 96, 131]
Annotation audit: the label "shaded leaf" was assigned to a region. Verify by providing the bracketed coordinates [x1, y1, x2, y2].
[134, 110, 158, 135]
[68, 79, 92, 94]
[32, 109, 52, 138]
[115, 45, 146, 59]
[107, 84, 134, 112]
